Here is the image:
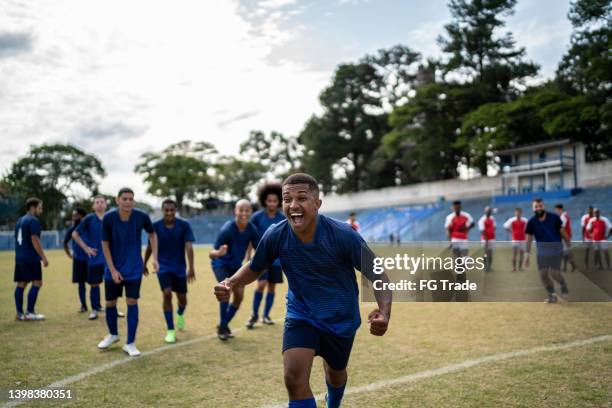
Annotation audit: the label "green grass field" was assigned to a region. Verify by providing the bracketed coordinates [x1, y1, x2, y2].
[1, 248, 612, 408]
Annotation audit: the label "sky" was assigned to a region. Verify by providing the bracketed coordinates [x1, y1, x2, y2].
[0, 0, 573, 204]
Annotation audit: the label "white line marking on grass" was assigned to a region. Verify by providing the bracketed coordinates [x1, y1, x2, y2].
[260, 333, 612, 408]
[1, 320, 282, 408]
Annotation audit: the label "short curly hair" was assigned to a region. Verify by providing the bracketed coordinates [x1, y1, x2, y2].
[258, 181, 282, 208]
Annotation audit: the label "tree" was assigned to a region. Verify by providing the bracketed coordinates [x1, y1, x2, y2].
[134, 141, 217, 212]
[215, 157, 266, 200]
[239, 130, 303, 180]
[3, 144, 106, 228]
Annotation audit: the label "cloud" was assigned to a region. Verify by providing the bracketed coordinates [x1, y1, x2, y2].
[216, 111, 260, 128]
[0, 31, 33, 58]
[259, 0, 297, 9]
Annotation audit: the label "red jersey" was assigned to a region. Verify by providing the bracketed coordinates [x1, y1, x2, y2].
[478, 215, 496, 240]
[581, 214, 593, 240]
[560, 212, 572, 239]
[346, 219, 360, 232]
[503, 216, 527, 241]
[445, 211, 473, 240]
[587, 217, 611, 241]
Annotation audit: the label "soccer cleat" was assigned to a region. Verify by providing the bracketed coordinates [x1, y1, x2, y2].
[165, 330, 176, 344]
[88, 310, 98, 320]
[122, 343, 141, 357]
[246, 315, 257, 330]
[117, 311, 125, 318]
[97, 334, 120, 349]
[262, 316, 274, 325]
[177, 314, 185, 331]
[217, 326, 228, 341]
[25, 312, 45, 321]
[226, 327, 235, 338]
[79, 306, 88, 313]
[95, 307, 104, 312]
[544, 294, 558, 303]
[15, 313, 30, 321]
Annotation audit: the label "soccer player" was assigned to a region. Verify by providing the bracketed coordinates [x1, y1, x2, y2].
[444, 200, 474, 301]
[72, 195, 109, 320]
[210, 199, 260, 341]
[554, 203, 577, 272]
[14, 197, 48, 321]
[144, 198, 195, 344]
[581, 206, 595, 268]
[63, 208, 88, 312]
[247, 182, 285, 329]
[477, 206, 495, 272]
[525, 198, 570, 303]
[214, 173, 392, 408]
[503, 208, 528, 271]
[586, 208, 612, 270]
[97, 188, 158, 357]
[346, 212, 360, 232]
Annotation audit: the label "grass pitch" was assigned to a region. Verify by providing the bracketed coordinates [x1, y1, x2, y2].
[1, 248, 611, 407]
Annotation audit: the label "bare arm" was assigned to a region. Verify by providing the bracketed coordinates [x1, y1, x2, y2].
[186, 241, 195, 282]
[214, 262, 261, 301]
[209, 245, 228, 259]
[102, 240, 122, 283]
[63, 240, 72, 259]
[32, 235, 48, 267]
[143, 242, 152, 276]
[148, 232, 159, 273]
[72, 230, 97, 258]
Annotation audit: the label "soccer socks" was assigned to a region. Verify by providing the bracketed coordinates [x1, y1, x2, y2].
[288, 398, 316, 408]
[78, 282, 87, 308]
[14, 286, 24, 314]
[177, 305, 186, 316]
[226, 303, 239, 325]
[90, 286, 101, 310]
[127, 304, 139, 344]
[26, 285, 40, 313]
[264, 292, 275, 318]
[106, 306, 119, 335]
[326, 381, 346, 408]
[252, 290, 263, 318]
[164, 310, 174, 330]
[219, 301, 229, 328]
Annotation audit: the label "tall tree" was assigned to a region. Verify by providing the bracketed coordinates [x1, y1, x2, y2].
[134, 140, 217, 212]
[215, 156, 266, 200]
[239, 130, 303, 180]
[3, 144, 106, 228]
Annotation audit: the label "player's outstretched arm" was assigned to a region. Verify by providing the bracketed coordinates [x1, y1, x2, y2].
[148, 232, 159, 273]
[213, 263, 261, 302]
[32, 235, 49, 267]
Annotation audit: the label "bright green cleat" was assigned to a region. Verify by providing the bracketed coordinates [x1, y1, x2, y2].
[165, 330, 176, 343]
[177, 314, 185, 330]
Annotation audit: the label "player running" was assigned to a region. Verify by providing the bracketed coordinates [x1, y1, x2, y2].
[586, 208, 612, 270]
[144, 199, 196, 343]
[525, 198, 570, 303]
[477, 206, 495, 272]
[72, 196, 109, 320]
[63, 208, 89, 313]
[210, 199, 260, 341]
[554, 203, 577, 272]
[97, 188, 158, 357]
[581, 206, 595, 268]
[247, 182, 285, 329]
[503, 208, 528, 271]
[214, 173, 391, 408]
[14, 197, 49, 321]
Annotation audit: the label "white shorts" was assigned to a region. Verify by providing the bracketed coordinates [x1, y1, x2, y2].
[450, 239, 469, 251]
[481, 239, 495, 250]
[511, 240, 526, 251]
[593, 241, 609, 250]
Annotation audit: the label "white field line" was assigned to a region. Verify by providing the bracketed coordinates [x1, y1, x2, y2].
[260, 333, 612, 408]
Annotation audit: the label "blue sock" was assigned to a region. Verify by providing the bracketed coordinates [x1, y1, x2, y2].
[226, 303, 239, 325]
[91, 286, 101, 310]
[288, 398, 316, 408]
[164, 310, 174, 330]
[264, 292, 275, 318]
[106, 306, 118, 335]
[78, 283, 87, 308]
[177, 305, 186, 316]
[127, 304, 139, 344]
[326, 381, 346, 408]
[26, 285, 40, 313]
[219, 301, 229, 328]
[252, 290, 263, 318]
[14, 286, 24, 314]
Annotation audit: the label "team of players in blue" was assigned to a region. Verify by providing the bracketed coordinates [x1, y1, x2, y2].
[13, 174, 392, 407]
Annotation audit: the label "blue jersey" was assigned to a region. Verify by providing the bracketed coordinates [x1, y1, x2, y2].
[14, 214, 42, 264]
[102, 209, 154, 280]
[75, 213, 105, 266]
[212, 220, 260, 271]
[153, 218, 195, 276]
[64, 223, 88, 261]
[526, 212, 563, 256]
[250, 214, 374, 338]
[251, 209, 285, 267]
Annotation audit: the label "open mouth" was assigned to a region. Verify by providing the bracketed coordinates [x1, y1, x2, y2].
[290, 212, 304, 226]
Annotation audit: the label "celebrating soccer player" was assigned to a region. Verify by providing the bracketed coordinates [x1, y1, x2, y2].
[247, 182, 285, 329]
[586, 208, 612, 270]
[72, 195, 109, 320]
[210, 199, 260, 341]
[144, 198, 196, 343]
[214, 173, 392, 408]
[63, 208, 89, 313]
[14, 197, 48, 321]
[477, 206, 496, 272]
[525, 198, 570, 303]
[503, 208, 528, 271]
[97, 188, 158, 357]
